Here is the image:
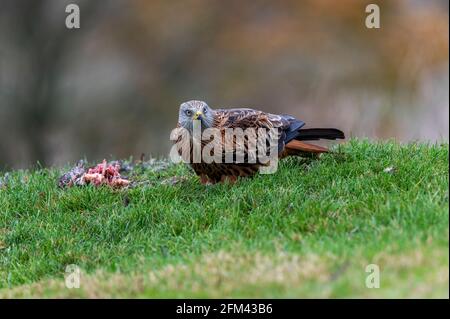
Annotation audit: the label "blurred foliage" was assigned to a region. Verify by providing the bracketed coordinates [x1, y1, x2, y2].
[0, 0, 448, 169]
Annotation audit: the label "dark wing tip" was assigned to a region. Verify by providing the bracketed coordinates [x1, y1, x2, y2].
[295, 128, 345, 141]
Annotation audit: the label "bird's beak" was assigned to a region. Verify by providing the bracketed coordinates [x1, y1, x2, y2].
[193, 111, 203, 120]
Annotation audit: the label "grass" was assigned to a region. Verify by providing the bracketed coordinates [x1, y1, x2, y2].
[0, 139, 448, 298]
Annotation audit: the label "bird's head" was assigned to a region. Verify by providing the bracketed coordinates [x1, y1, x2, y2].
[178, 100, 214, 132]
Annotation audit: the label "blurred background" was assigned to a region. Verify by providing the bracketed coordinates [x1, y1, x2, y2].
[0, 0, 448, 170]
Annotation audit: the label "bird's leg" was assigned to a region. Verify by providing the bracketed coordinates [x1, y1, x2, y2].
[220, 175, 237, 184]
[199, 174, 213, 185]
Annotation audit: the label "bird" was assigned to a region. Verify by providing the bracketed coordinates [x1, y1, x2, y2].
[173, 100, 344, 184]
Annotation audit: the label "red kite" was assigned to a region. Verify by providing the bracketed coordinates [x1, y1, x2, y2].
[174, 100, 344, 184]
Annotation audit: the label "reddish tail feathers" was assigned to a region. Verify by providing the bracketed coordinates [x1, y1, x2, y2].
[285, 140, 329, 154]
[284, 128, 344, 155]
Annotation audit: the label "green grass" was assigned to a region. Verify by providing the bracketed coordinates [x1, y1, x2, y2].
[0, 139, 448, 298]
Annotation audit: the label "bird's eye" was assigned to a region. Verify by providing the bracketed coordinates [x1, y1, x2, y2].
[203, 107, 207, 113]
[185, 110, 192, 116]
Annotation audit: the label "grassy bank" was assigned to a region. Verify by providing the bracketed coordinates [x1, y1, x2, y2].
[0, 139, 448, 298]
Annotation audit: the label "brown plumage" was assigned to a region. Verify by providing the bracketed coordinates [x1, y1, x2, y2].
[175, 100, 344, 184]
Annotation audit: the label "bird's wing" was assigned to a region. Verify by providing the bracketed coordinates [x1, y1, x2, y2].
[214, 108, 305, 154]
[214, 108, 289, 130]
